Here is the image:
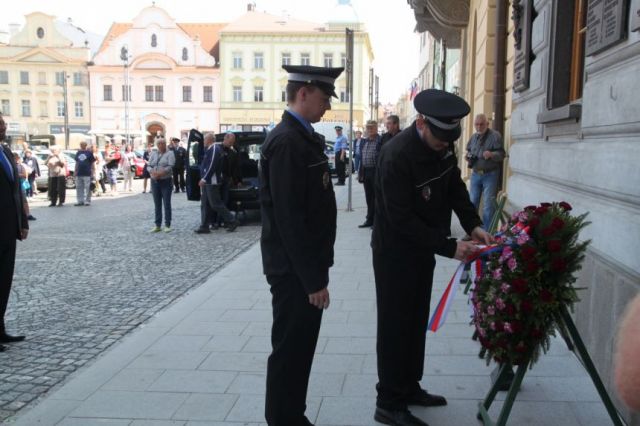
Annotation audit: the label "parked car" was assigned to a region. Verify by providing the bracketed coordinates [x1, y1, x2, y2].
[186, 129, 266, 216]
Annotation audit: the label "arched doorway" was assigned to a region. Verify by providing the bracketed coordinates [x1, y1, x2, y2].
[147, 122, 165, 145]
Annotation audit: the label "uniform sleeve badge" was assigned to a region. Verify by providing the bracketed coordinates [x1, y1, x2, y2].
[421, 185, 431, 202]
[323, 171, 330, 189]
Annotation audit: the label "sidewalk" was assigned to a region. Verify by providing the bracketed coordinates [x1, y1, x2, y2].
[10, 182, 610, 426]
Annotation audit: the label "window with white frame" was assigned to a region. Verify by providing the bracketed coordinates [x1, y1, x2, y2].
[21, 100, 31, 116]
[74, 101, 83, 117]
[281, 53, 291, 66]
[103, 84, 113, 101]
[323, 53, 333, 68]
[203, 86, 213, 102]
[254, 86, 264, 102]
[233, 52, 243, 69]
[300, 53, 310, 66]
[57, 101, 65, 117]
[73, 72, 83, 86]
[55, 72, 65, 86]
[233, 86, 242, 102]
[1, 99, 10, 115]
[182, 85, 192, 102]
[254, 52, 264, 69]
[154, 85, 163, 102]
[20, 71, 29, 85]
[340, 88, 350, 103]
[0, 71, 8, 84]
[145, 85, 154, 101]
[39, 100, 48, 117]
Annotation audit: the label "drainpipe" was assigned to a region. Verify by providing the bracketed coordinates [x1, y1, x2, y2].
[493, 0, 508, 188]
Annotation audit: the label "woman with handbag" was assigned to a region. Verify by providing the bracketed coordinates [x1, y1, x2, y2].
[13, 153, 35, 220]
[120, 144, 136, 192]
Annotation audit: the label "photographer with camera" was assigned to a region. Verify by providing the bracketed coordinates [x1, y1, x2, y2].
[465, 113, 505, 228]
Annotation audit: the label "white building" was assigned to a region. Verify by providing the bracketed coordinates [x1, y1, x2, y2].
[89, 5, 224, 146]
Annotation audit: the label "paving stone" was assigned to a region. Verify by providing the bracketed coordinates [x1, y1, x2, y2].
[70, 390, 189, 419]
[171, 393, 238, 421]
[149, 370, 237, 393]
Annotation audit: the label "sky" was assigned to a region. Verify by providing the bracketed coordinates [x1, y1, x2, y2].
[1, 0, 420, 104]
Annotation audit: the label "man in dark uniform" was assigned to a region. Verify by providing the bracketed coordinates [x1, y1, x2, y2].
[170, 137, 187, 193]
[0, 113, 29, 353]
[333, 125, 348, 185]
[372, 89, 493, 426]
[260, 64, 343, 426]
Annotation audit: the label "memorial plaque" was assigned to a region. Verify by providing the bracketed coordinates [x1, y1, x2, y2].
[512, 0, 535, 92]
[586, 0, 629, 56]
[631, 2, 640, 31]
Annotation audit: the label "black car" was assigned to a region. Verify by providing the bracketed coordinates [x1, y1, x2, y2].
[186, 129, 266, 215]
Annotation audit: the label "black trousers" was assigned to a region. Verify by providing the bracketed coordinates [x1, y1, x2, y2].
[200, 184, 234, 228]
[48, 176, 66, 205]
[0, 238, 17, 334]
[266, 273, 323, 426]
[373, 249, 436, 410]
[335, 151, 346, 184]
[173, 167, 185, 191]
[362, 167, 376, 224]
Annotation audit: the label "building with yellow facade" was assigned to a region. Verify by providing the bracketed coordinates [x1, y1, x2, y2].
[0, 12, 100, 147]
[218, 1, 374, 136]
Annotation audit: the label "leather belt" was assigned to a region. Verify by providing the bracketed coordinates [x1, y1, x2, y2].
[473, 169, 497, 175]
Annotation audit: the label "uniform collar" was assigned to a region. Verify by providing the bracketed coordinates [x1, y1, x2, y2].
[287, 108, 314, 135]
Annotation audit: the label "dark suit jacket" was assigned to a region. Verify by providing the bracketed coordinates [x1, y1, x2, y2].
[200, 143, 224, 184]
[0, 144, 28, 242]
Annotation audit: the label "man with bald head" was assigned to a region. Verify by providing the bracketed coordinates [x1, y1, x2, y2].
[465, 113, 505, 228]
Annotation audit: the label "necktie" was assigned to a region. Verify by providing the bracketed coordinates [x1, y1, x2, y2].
[0, 149, 14, 181]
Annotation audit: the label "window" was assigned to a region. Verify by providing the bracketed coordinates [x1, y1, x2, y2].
[37, 27, 45, 39]
[154, 85, 163, 102]
[182, 85, 192, 102]
[340, 88, 350, 103]
[1, 99, 10, 116]
[73, 72, 83, 86]
[145, 85, 154, 102]
[182, 47, 188, 61]
[103, 84, 113, 101]
[21, 100, 31, 117]
[254, 86, 264, 102]
[341, 53, 347, 68]
[39, 100, 48, 117]
[233, 86, 242, 102]
[55, 72, 65, 86]
[151, 34, 157, 47]
[0, 71, 7, 84]
[57, 101, 65, 117]
[203, 85, 213, 102]
[281, 53, 291, 66]
[323, 53, 333, 68]
[121, 85, 131, 101]
[254, 52, 264, 69]
[300, 53, 310, 66]
[38, 72, 47, 85]
[233, 52, 243, 69]
[74, 101, 84, 118]
[20, 71, 29, 85]
[281, 89, 286, 102]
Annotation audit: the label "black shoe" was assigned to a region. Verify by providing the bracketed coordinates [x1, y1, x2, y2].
[210, 224, 220, 231]
[74, 203, 84, 206]
[358, 222, 373, 228]
[405, 389, 447, 407]
[57, 203, 64, 207]
[226, 221, 239, 232]
[0, 344, 5, 352]
[0, 333, 26, 343]
[48, 203, 56, 207]
[335, 182, 345, 186]
[28, 215, 36, 221]
[194, 228, 210, 234]
[374, 407, 428, 426]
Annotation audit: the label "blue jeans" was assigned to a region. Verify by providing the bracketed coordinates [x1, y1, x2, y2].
[151, 178, 172, 227]
[470, 169, 499, 230]
[353, 155, 361, 174]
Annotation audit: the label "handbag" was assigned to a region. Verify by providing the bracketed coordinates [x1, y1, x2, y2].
[21, 178, 30, 191]
[130, 164, 137, 173]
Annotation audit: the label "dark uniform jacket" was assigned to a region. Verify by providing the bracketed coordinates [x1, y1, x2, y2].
[260, 111, 337, 294]
[0, 144, 28, 242]
[372, 122, 481, 258]
[222, 146, 241, 185]
[171, 146, 187, 170]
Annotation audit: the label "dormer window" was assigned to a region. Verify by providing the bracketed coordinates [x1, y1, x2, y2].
[151, 34, 157, 47]
[182, 47, 188, 61]
[37, 27, 44, 39]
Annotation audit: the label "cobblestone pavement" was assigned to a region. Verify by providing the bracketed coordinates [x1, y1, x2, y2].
[0, 180, 261, 422]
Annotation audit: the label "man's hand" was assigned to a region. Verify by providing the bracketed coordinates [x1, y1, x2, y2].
[454, 240, 479, 261]
[21, 229, 28, 240]
[198, 179, 205, 188]
[482, 150, 493, 160]
[308, 288, 330, 310]
[471, 226, 494, 245]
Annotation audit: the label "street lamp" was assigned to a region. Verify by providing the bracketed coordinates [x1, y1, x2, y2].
[120, 45, 131, 148]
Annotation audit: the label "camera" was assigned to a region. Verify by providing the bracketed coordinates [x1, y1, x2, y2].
[466, 152, 478, 168]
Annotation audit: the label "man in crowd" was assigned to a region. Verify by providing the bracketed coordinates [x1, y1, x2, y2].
[260, 64, 343, 426]
[333, 125, 348, 185]
[381, 114, 401, 146]
[357, 120, 381, 228]
[372, 89, 492, 425]
[170, 137, 187, 193]
[465, 113, 505, 228]
[353, 130, 363, 174]
[195, 133, 238, 234]
[0, 113, 28, 352]
[74, 141, 95, 206]
[217, 132, 241, 227]
[46, 145, 67, 206]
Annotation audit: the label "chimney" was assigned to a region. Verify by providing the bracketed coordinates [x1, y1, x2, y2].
[9, 23, 20, 38]
[247, 2, 256, 11]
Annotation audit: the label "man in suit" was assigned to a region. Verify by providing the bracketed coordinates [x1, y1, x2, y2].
[194, 133, 238, 234]
[0, 113, 28, 352]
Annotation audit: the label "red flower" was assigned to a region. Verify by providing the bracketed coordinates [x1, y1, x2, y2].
[551, 217, 565, 231]
[531, 328, 544, 339]
[515, 342, 528, 353]
[520, 299, 533, 313]
[524, 205, 537, 211]
[551, 258, 567, 272]
[534, 206, 549, 216]
[526, 261, 538, 273]
[520, 245, 537, 260]
[541, 227, 555, 237]
[505, 304, 517, 316]
[510, 321, 523, 333]
[511, 278, 529, 294]
[559, 201, 572, 211]
[547, 240, 562, 252]
[540, 202, 552, 208]
[529, 216, 540, 228]
[540, 289, 554, 303]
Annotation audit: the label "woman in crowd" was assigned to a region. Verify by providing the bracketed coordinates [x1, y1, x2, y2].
[46, 145, 67, 207]
[22, 149, 40, 197]
[147, 138, 175, 232]
[13, 153, 35, 220]
[120, 144, 136, 192]
[92, 144, 107, 197]
[142, 142, 152, 193]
